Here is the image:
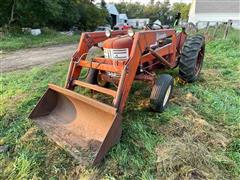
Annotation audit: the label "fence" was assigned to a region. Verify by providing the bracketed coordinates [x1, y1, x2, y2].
[195, 20, 233, 40]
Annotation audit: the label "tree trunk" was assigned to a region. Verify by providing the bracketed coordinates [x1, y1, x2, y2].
[8, 0, 16, 25]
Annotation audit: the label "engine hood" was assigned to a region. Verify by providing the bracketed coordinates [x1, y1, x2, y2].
[103, 35, 133, 52]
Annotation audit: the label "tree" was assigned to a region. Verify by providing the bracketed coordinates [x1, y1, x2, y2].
[115, 2, 145, 19]
[156, 0, 174, 25]
[16, 0, 62, 28]
[0, 0, 108, 31]
[77, 0, 108, 30]
[0, 0, 14, 26]
[8, 0, 16, 25]
[172, 2, 191, 21]
[115, 1, 175, 25]
[100, 0, 106, 8]
[99, 0, 110, 25]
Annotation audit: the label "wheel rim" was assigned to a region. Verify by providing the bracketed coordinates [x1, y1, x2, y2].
[195, 47, 204, 76]
[163, 85, 172, 107]
[97, 73, 107, 87]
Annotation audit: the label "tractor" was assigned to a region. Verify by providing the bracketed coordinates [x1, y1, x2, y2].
[29, 22, 205, 165]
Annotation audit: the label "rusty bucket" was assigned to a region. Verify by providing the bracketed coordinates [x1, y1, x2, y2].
[29, 84, 122, 165]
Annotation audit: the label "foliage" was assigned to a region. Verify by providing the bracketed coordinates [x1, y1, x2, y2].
[172, 2, 191, 20]
[0, 29, 239, 178]
[0, 0, 190, 30]
[145, 0, 174, 25]
[0, 0, 108, 31]
[115, 0, 190, 25]
[115, 2, 145, 19]
[78, 0, 108, 31]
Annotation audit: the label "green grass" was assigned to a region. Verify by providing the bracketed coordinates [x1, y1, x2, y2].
[0, 30, 240, 179]
[0, 32, 80, 51]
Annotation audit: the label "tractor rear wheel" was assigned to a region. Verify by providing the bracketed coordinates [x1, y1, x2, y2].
[150, 74, 174, 113]
[179, 35, 205, 83]
[86, 69, 110, 87]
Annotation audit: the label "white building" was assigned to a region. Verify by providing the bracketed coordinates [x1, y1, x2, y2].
[119, 14, 128, 23]
[188, 0, 240, 29]
[106, 4, 119, 27]
[105, 4, 150, 29]
[128, 18, 150, 29]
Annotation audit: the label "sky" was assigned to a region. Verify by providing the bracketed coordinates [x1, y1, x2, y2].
[99, 0, 192, 5]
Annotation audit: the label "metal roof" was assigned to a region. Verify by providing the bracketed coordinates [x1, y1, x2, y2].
[106, 4, 119, 15]
[195, 0, 240, 13]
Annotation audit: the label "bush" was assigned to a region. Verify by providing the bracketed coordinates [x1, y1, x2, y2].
[41, 27, 57, 35]
[1, 26, 22, 35]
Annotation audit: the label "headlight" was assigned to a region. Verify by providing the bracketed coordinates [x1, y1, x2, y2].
[127, 28, 135, 37]
[105, 29, 111, 37]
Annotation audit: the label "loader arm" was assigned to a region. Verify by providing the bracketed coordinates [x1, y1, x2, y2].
[66, 29, 177, 113]
[65, 31, 127, 89]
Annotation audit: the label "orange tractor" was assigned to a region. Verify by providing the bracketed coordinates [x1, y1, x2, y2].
[29, 25, 205, 165]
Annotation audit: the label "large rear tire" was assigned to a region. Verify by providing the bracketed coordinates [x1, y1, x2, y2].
[179, 35, 205, 83]
[150, 74, 174, 113]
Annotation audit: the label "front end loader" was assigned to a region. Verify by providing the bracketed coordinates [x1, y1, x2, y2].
[29, 27, 205, 165]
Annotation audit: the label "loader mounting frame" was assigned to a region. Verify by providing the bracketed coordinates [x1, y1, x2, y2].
[29, 29, 187, 165]
[65, 29, 186, 113]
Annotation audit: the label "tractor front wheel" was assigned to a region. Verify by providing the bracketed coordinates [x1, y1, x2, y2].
[150, 74, 174, 113]
[86, 69, 110, 87]
[179, 34, 205, 83]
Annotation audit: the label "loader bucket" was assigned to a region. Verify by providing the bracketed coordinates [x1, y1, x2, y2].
[29, 84, 122, 165]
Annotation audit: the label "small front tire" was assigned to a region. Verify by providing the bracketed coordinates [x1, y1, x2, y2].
[86, 69, 110, 87]
[150, 74, 174, 113]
